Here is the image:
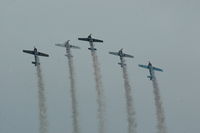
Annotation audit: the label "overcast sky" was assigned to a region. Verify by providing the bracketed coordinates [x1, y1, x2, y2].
[0, 0, 200, 133]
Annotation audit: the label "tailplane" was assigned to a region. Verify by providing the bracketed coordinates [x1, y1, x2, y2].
[32, 61, 40, 66]
[147, 75, 153, 80]
[65, 54, 73, 57]
[88, 47, 97, 51]
[118, 62, 126, 67]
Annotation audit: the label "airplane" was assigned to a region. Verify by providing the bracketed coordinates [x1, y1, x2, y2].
[78, 34, 103, 51]
[23, 47, 49, 66]
[55, 40, 80, 57]
[138, 62, 163, 80]
[109, 48, 134, 67]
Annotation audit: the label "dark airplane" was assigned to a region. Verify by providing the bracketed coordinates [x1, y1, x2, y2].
[23, 47, 49, 66]
[78, 34, 103, 51]
[109, 48, 134, 67]
[139, 62, 163, 80]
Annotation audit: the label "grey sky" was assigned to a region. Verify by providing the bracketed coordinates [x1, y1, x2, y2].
[0, 0, 200, 133]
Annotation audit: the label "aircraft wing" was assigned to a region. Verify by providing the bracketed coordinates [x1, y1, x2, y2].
[71, 45, 80, 49]
[55, 44, 65, 47]
[109, 52, 119, 56]
[153, 67, 163, 72]
[138, 64, 149, 69]
[92, 38, 103, 43]
[123, 53, 134, 58]
[23, 50, 34, 55]
[38, 52, 49, 57]
[78, 38, 90, 41]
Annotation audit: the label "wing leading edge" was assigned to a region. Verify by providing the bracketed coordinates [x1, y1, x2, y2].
[138, 64, 149, 69]
[70, 45, 80, 49]
[109, 52, 119, 56]
[78, 38, 90, 42]
[78, 38, 103, 43]
[92, 38, 103, 43]
[23, 50, 34, 55]
[38, 52, 49, 57]
[123, 53, 134, 58]
[153, 67, 163, 72]
[55, 44, 65, 47]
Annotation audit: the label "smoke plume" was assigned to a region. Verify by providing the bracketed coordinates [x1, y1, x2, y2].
[66, 49, 80, 133]
[152, 72, 167, 133]
[121, 58, 137, 133]
[36, 62, 48, 133]
[91, 50, 106, 133]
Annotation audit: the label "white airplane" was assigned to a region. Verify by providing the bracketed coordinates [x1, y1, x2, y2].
[55, 40, 80, 57]
[23, 47, 49, 66]
[139, 62, 163, 80]
[109, 48, 134, 67]
[78, 34, 103, 51]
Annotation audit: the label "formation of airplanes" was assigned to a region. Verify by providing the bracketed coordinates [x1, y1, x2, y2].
[23, 34, 163, 79]
[55, 40, 80, 57]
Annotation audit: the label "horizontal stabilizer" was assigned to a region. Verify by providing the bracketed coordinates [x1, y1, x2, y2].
[32, 61, 40, 66]
[65, 54, 73, 57]
[147, 76, 153, 80]
[118, 62, 126, 67]
[88, 47, 97, 51]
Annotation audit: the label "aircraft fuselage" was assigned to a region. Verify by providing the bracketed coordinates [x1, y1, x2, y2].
[65, 44, 70, 51]
[89, 41, 96, 51]
[118, 51, 126, 67]
[148, 63, 155, 80]
[34, 48, 39, 66]
[119, 50, 123, 57]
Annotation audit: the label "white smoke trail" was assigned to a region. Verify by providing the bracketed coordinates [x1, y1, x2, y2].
[152, 72, 167, 133]
[91, 50, 106, 133]
[121, 58, 137, 133]
[66, 49, 80, 133]
[36, 61, 48, 133]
